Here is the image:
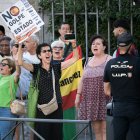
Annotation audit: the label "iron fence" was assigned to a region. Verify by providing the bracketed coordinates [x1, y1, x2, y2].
[0, 117, 93, 140]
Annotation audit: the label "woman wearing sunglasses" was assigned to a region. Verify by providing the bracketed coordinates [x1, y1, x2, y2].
[0, 58, 20, 140]
[17, 42, 78, 140]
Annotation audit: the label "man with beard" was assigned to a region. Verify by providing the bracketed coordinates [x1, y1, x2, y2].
[112, 19, 138, 57]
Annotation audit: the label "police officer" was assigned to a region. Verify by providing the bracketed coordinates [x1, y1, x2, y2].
[104, 32, 140, 140]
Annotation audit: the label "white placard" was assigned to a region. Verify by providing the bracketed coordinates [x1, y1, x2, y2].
[0, 0, 44, 43]
[20, 0, 44, 28]
[27, 6, 44, 28]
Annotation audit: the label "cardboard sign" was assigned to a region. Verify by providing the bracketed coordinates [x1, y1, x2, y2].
[0, 0, 44, 43]
[21, 0, 44, 28]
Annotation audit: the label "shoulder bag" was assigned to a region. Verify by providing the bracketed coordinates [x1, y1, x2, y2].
[10, 83, 26, 115]
[27, 70, 40, 122]
[37, 69, 58, 115]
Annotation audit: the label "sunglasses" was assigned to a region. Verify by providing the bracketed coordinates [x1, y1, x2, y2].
[0, 63, 9, 67]
[41, 49, 51, 53]
[14, 44, 25, 48]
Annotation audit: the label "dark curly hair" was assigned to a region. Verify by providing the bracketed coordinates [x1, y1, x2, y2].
[0, 25, 5, 35]
[113, 19, 130, 31]
[36, 43, 52, 60]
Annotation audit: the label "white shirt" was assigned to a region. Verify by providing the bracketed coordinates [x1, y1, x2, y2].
[16, 52, 40, 97]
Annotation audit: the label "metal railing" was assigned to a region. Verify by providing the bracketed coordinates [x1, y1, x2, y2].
[0, 117, 93, 140]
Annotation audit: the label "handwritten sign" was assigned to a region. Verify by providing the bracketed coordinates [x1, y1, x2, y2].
[21, 0, 44, 28]
[0, 0, 44, 43]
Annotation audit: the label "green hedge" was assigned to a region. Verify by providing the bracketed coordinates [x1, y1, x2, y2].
[39, 0, 140, 56]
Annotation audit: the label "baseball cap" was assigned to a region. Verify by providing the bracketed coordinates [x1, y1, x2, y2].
[51, 40, 65, 49]
[117, 32, 133, 47]
[113, 19, 130, 30]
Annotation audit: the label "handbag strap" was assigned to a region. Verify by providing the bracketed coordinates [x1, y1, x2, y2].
[9, 80, 14, 102]
[18, 85, 24, 101]
[9, 79, 24, 101]
[10, 68, 40, 102]
[52, 69, 56, 97]
[34, 69, 40, 89]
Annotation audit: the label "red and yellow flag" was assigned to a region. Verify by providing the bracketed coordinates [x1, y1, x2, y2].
[60, 46, 83, 110]
[60, 46, 83, 140]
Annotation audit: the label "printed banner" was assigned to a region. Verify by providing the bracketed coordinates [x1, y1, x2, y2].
[61, 46, 83, 140]
[60, 59, 82, 96]
[60, 46, 83, 110]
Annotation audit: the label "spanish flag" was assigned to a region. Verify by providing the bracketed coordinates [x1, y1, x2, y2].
[60, 46, 83, 140]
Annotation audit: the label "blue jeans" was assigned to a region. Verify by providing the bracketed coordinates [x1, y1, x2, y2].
[0, 107, 17, 140]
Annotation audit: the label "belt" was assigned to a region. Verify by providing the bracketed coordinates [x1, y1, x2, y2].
[16, 96, 27, 100]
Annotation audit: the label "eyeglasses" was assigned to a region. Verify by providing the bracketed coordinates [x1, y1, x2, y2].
[41, 49, 51, 53]
[14, 44, 19, 48]
[0, 63, 9, 67]
[14, 44, 25, 48]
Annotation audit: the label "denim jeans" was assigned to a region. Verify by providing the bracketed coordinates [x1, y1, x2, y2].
[0, 107, 17, 140]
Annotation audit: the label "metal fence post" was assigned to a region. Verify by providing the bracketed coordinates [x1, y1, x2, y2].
[89, 121, 93, 140]
[21, 122, 25, 140]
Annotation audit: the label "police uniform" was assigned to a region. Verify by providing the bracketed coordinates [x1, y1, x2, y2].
[104, 32, 140, 140]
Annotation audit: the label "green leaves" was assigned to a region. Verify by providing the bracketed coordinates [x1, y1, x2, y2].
[39, 0, 140, 55]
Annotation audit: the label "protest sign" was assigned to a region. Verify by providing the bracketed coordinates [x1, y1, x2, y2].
[20, 0, 44, 28]
[0, 0, 44, 43]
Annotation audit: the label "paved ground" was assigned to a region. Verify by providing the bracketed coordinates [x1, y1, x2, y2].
[76, 123, 95, 140]
[77, 115, 113, 140]
[77, 132, 95, 140]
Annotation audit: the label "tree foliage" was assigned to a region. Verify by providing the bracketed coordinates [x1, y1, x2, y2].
[39, 0, 140, 56]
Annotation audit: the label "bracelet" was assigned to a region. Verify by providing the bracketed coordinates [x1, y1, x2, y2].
[77, 93, 81, 95]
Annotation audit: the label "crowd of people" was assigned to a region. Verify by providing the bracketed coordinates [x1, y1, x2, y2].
[0, 18, 140, 140]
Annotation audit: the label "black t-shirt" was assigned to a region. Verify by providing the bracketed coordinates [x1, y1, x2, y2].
[31, 62, 62, 104]
[104, 53, 140, 102]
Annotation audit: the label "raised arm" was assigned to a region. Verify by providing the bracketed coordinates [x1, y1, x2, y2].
[17, 44, 34, 72]
[14, 62, 21, 83]
[61, 41, 79, 70]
